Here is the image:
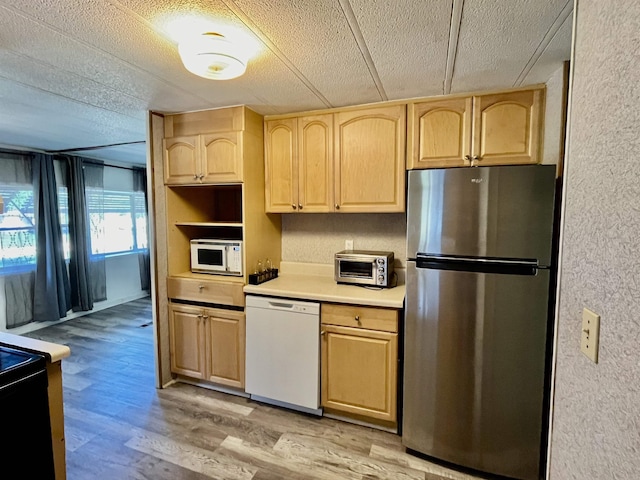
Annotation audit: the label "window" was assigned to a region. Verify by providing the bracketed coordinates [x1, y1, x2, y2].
[0, 184, 36, 272]
[87, 188, 148, 256]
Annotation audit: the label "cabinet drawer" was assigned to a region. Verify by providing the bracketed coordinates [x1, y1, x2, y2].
[167, 276, 244, 307]
[321, 303, 398, 333]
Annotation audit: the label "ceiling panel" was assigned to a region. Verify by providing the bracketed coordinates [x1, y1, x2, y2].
[451, 0, 571, 93]
[0, 77, 145, 151]
[350, 0, 452, 99]
[229, 0, 380, 108]
[0, 0, 573, 164]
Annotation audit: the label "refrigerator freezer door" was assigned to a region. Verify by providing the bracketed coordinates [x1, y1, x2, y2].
[402, 262, 550, 480]
[407, 165, 556, 266]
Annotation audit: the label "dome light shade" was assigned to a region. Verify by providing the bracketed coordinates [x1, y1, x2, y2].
[178, 33, 247, 80]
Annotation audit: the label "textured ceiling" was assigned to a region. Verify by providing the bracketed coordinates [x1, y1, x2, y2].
[0, 0, 573, 165]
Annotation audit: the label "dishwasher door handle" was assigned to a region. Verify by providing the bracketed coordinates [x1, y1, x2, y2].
[267, 301, 297, 311]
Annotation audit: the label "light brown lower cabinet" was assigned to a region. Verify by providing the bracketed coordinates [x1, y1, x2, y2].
[168, 303, 245, 389]
[321, 304, 398, 425]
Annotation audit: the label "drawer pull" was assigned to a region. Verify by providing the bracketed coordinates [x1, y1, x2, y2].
[355, 315, 360, 323]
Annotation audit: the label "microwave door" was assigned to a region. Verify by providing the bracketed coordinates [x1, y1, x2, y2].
[196, 246, 225, 272]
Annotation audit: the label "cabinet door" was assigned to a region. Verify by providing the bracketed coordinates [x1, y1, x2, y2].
[265, 118, 298, 212]
[204, 309, 245, 388]
[321, 325, 397, 422]
[408, 97, 472, 169]
[164, 136, 200, 184]
[334, 105, 406, 213]
[472, 89, 543, 166]
[201, 132, 242, 183]
[298, 114, 333, 212]
[168, 304, 206, 379]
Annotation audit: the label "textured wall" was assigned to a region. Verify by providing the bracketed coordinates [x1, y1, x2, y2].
[549, 1, 640, 478]
[281, 213, 407, 267]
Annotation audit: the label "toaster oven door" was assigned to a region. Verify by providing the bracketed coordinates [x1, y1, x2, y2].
[336, 258, 375, 285]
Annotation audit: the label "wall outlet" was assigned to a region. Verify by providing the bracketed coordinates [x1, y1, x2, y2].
[345, 239, 353, 250]
[580, 308, 600, 363]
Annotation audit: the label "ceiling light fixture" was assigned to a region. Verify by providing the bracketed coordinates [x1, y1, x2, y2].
[178, 32, 248, 80]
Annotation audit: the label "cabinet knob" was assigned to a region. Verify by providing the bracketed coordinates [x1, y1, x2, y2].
[298, 204, 303, 210]
[321, 330, 326, 336]
[197, 314, 203, 320]
[198, 173, 205, 180]
[198, 284, 205, 291]
[202, 315, 209, 320]
[193, 174, 198, 180]
[335, 204, 340, 210]
[292, 204, 297, 210]
[471, 155, 480, 167]
[355, 315, 360, 323]
[464, 154, 472, 162]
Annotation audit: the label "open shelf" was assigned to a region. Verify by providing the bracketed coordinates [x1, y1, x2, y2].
[175, 222, 243, 228]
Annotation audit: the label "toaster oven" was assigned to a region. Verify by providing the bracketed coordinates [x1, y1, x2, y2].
[334, 250, 394, 287]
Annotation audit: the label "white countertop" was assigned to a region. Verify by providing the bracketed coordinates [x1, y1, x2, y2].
[0, 332, 71, 363]
[243, 262, 405, 309]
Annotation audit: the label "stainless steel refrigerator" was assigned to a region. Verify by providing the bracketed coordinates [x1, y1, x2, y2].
[403, 165, 557, 480]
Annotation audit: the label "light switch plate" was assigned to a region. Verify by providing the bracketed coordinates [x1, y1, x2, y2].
[581, 308, 600, 363]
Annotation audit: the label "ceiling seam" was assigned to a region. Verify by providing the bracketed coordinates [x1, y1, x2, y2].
[0, 3, 219, 109]
[443, 0, 465, 95]
[222, 0, 333, 108]
[513, 0, 574, 87]
[337, 0, 387, 102]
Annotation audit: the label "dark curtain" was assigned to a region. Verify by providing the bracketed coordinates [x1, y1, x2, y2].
[32, 153, 71, 321]
[83, 161, 107, 302]
[65, 156, 95, 311]
[133, 167, 151, 291]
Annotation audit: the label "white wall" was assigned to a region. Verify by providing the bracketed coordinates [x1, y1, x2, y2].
[0, 253, 147, 334]
[549, 0, 640, 478]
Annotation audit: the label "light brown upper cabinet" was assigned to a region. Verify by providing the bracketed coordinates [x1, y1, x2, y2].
[164, 132, 242, 184]
[408, 88, 544, 169]
[265, 114, 334, 213]
[335, 105, 405, 212]
[265, 105, 406, 213]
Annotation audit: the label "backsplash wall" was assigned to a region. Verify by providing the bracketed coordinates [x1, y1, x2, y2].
[281, 213, 407, 267]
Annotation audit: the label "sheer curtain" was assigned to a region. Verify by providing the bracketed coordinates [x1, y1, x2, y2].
[1, 152, 35, 328]
[32, 153, 71, 322]
[132, 167, 150, 291]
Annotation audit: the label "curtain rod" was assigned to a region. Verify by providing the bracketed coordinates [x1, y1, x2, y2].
[0, 148, 34, 157]
[46, 140, 145, 154]
[82, 159, 145, 172]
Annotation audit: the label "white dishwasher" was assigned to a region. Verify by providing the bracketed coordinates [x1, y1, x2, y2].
[245, 295, 321, 415]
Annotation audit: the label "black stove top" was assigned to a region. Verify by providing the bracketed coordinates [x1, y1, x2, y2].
[0, 346, 46, 387]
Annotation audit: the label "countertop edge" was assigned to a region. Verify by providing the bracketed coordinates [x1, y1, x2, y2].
[243, 274, 406, 309]
[0, 332, 71, 363]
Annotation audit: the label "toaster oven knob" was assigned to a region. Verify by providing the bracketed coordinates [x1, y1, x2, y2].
[378, 266, 385, 273]
[378, 275, 385, 283]
[377, 258, 385, 265]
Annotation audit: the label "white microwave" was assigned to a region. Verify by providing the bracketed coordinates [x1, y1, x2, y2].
[190, 239, 243, 276]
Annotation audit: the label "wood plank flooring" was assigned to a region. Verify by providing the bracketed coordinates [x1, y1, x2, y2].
[26, 298, 485, 480]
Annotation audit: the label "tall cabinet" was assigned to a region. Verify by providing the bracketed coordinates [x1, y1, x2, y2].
[153, 106, 281, 391]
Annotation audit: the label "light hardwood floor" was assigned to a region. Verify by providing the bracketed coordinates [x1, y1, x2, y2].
[27, 298, 485, 480]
